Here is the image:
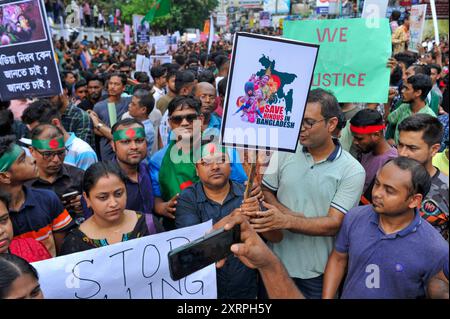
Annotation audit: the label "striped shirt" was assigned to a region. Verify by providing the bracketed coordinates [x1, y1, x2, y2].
[9, 187, 75, 257]
[64, 132, 98, 171]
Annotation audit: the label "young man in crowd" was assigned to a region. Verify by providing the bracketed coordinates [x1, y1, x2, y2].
[22, 100, 98, 171]
[150, 96, 247, 231]
[349, 108, 398, 203]
[27, 124, 84, 224]
[78, 76, 105, 111]
[323, 157, 448, 299]
[256, 88, 366, 299]
[108, 118, 155, 218]
[0, 136, 74, 256]
[151, 65, 167, 104]
[49, 82, 94, 148]
[397, 114, 449, 240]
[126, 89, 156, 158]
[92, 72, 132, 161]
[387, 74, 435, 145]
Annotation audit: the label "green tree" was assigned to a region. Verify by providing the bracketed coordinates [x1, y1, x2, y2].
[119, 0, 218, 32]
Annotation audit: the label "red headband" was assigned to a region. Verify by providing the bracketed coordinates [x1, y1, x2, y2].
[350, 124, 386, 134]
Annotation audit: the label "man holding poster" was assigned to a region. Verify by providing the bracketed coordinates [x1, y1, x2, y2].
[253, 89, 365, 299]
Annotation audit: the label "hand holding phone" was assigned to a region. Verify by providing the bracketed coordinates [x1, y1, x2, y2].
[168, 224, 241, 281]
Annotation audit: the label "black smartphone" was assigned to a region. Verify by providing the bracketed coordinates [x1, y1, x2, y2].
[61, 191, 79, 203]
[168, 224, 241, 281]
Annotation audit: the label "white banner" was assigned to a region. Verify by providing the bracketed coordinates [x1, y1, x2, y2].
[32, 221, 216, 299]
[216, 13, 228, 27]
[361, 0, 389, 19]
[408, 4, 427, 52]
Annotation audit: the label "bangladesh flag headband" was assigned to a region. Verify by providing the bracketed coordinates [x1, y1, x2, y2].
[113, 127, 146, 142]
[32, 137, 65, 150]
[0, 144, 22, 172]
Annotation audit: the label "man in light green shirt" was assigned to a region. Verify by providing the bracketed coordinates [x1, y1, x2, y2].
[388, 74, 435, 144]
[252, 89, 365, 299]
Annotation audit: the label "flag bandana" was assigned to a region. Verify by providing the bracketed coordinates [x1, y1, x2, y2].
[0, 144, 22, 172]
[113, 127, 146, 142]
[31, 137, 65, 150]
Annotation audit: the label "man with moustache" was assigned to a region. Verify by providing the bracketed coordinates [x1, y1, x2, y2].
[193, 82, 221, 133]
[175, 142, 281, 299]
[323, 157, 448, 299]
[108, 118, 156, 218]
[78, 76, 105, 111]
[27, 124, 84, 224]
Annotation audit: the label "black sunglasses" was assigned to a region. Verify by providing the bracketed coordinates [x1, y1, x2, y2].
[169, 113, 199, 125]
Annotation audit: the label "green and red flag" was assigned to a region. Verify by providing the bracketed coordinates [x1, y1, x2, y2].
[141, 0, 171, 25]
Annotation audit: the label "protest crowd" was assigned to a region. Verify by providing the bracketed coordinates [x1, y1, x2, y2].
[0, 0, 449, 300]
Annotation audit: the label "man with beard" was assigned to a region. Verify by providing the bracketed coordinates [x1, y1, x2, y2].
[323, 157, 448, 299]
[175, 142, 281, 299]
[350, 109, 398, 203]
[150, 96, 247, 231]
[27, 124, 85, 224]
[106, 118, 156, 218]
[78, 76, 105, 111]
[193, 82, 221, 133]
[398, 114, 449, 240]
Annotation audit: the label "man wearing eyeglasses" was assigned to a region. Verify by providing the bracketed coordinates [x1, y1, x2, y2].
[252, 88, 366, 299]
[0, 136, 74, 257]
[27, 124, 85, 225]
[150, 96, 248, 231]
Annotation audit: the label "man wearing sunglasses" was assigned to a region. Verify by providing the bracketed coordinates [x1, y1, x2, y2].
[150, 96, 248, 231]
[27, 124, 85, 225]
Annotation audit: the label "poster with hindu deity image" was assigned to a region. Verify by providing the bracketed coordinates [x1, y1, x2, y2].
[220, 32, 319, 153]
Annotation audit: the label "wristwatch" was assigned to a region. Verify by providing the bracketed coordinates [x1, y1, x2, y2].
[96, 123, 104, 129]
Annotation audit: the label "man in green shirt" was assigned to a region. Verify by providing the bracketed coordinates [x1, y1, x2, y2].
[387, 74, 435, 145]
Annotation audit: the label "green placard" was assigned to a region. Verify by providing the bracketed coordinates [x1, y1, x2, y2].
[283, 18, 392, 103]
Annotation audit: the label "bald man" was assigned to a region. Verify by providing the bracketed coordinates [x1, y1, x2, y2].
[194, 82, 221, 132]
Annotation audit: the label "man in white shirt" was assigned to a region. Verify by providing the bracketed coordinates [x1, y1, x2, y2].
[151, 66, 167, 104]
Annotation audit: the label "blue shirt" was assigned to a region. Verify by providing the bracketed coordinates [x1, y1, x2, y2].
[149, 144, 247, 198]
[175, 181, 257, 299]
[64, 132, 98, 171]
[335, 205, 449, 299]
[142, 119, 155, 160]
[93, 97, 132, 161]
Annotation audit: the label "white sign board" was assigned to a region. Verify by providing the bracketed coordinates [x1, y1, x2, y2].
[136, 54, 151, 77]
[216, 13, 228, 27]
[32, 221, 216, 299]
[221, 33, 319, 153]
[408, 4, 427, 52]
[361, 0, 389, 19]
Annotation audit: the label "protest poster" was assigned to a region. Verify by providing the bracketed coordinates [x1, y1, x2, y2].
[283, 18, 391, 103]
[0, 0, 62, 100]
[136, 54, 151, 77]
[124, 24, 131, 46]
[408, 4, 427, 52]
[32, 221, 216, 299]
[259, 11, 271, 28]
[221, 32, 318, 153]
[133, 14, 150, 44]
[362, 0, 389, 19]
[216, 13, 227, 27]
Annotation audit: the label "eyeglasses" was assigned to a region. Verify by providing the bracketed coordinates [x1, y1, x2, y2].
[199, 156, 229, 167]
[169, 113, 198, 125]
[301, 118, 327, 130]
[34, 148, 67, 161]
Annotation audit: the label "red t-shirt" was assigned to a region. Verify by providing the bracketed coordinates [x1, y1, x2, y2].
[9, 238, 52, 263]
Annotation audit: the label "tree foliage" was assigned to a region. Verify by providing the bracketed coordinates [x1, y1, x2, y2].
[118, 0, 218, 32]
